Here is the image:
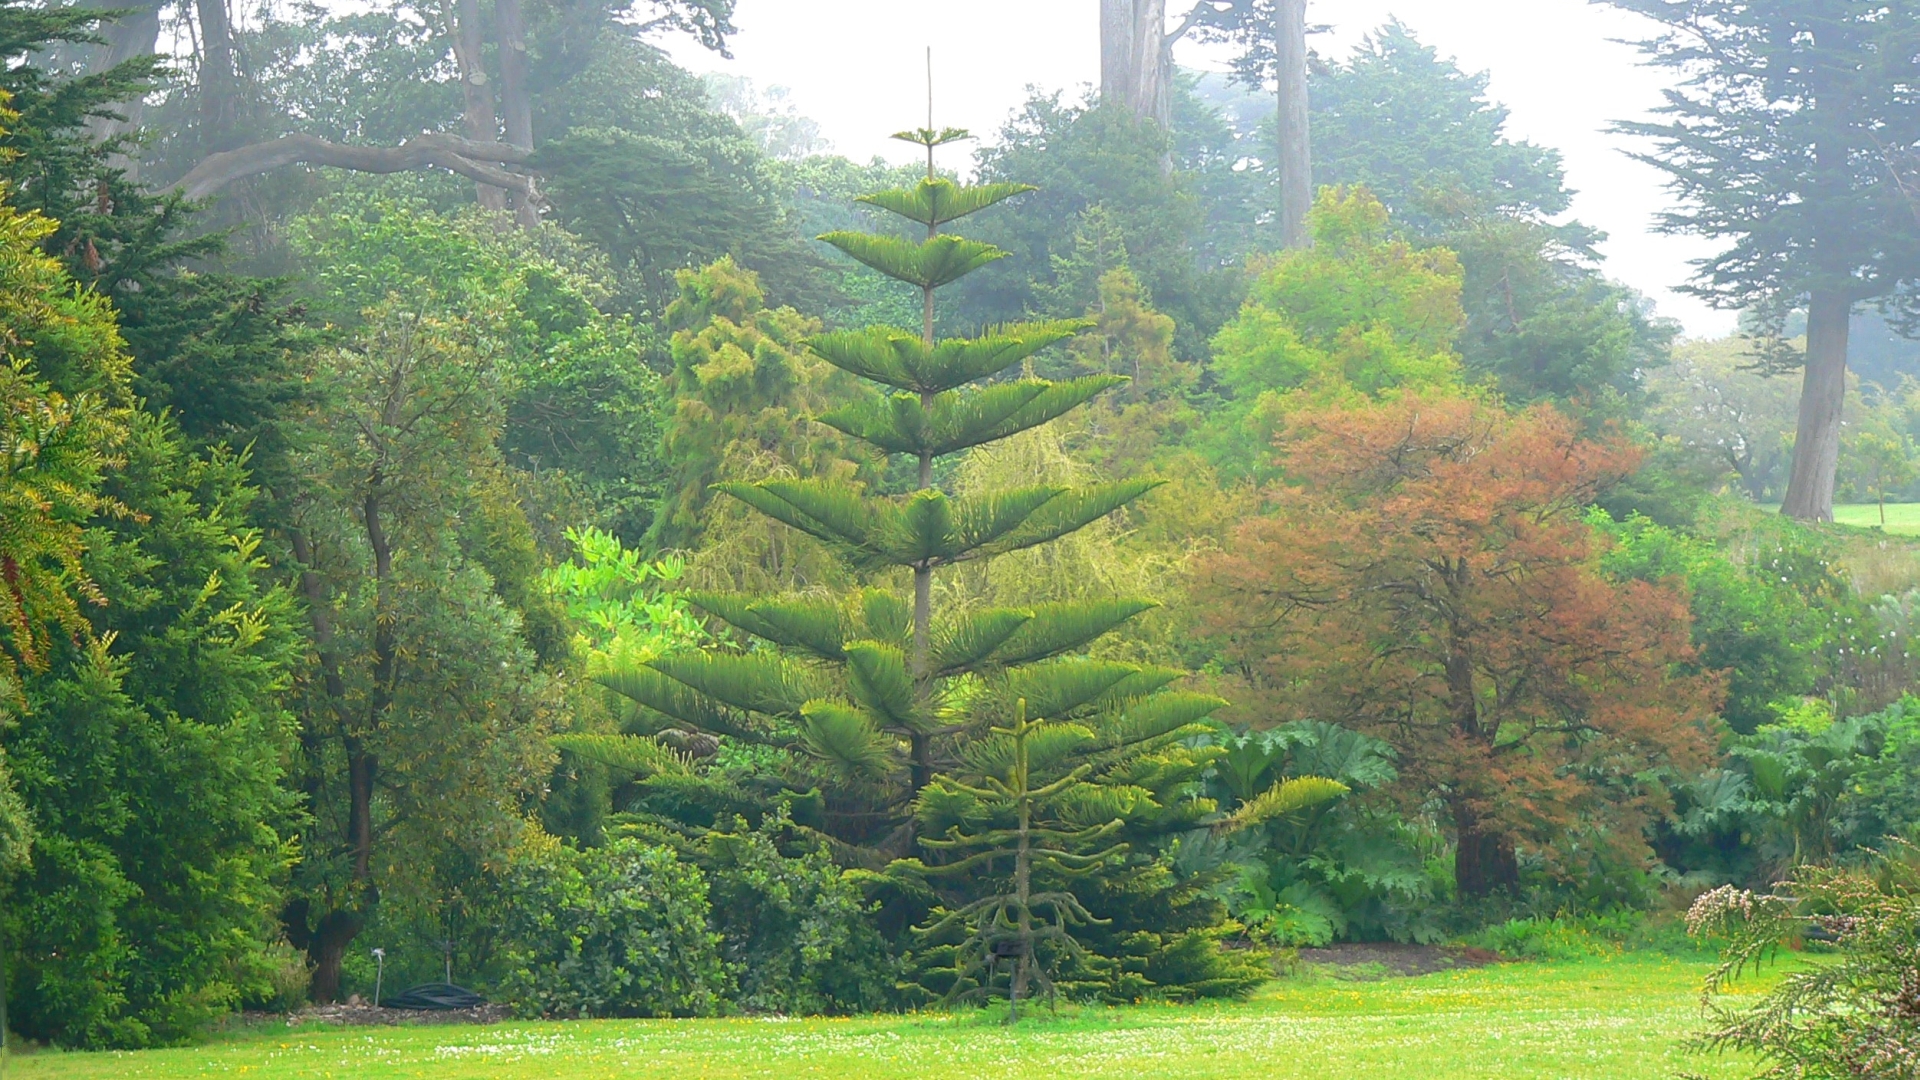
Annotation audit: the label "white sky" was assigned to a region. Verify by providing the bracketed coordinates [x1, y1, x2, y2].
[665, 0, 1738, 339]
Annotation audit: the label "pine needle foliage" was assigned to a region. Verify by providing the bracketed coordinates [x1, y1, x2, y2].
[599, 123, 1246, 1001]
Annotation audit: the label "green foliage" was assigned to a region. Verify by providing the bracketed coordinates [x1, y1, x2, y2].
[910, 702, 1130, 1014]
[499, 839, 728, 1019]
[649, 257, 871, 567]
[1306, 23, 1674, 408]
[0, 196, 130, 695]
[1205, 187, 1464, 478]
[4, 414, 302, 1048]
[1597, 512, 1833, 735]
[283, 302, 565, 997]
[542, 528, 706, 664]
[702, 811, 898, 1014]
[964, 96, 1240, 359]
[598, 124, 1250, 1008]
[1199, 722, 1444, 947]
[1685, 842, 1920, 1080]
[1605, 0, 1920, 312]
[1461, 911, 1705, 962]
[1665, 697, 1920, 886]
[289, 194, 666, 541]
[1309, 21, 1572, 233]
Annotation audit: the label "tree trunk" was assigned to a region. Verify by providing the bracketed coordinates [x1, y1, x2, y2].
[494, 0, 540, 228]
[1453, 811, 1519, 898]
[1100, 0, 1136, 108]
[193, 0, 241, 150]
[450, 0, 508, 213]
[1275, 0, 1313, 249]
[1131, 0, 1172, 131]
[1100, 0, 1172, 130]
[307, 908, 365, 1004]
[82, 0, 166, 162]
[1780, 290, 1852, 521]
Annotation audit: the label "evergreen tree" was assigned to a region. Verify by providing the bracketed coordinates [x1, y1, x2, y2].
[913, 700, 1124, 1019]
[1605, 0, 1920, 520]
[600, 125, 1254, 999]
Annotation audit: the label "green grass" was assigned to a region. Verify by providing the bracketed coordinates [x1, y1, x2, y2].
[5, 954, 1769, 1080]
[1766, 501, 1920, 534]
[1830, 502, 1920, 534]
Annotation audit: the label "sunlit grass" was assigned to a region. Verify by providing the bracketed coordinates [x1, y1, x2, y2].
[7, 953, 1768, 1080]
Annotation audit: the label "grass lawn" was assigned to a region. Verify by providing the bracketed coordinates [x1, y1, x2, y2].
[5, 953, 1770, 1080]
[1791, 502, 1920, 534]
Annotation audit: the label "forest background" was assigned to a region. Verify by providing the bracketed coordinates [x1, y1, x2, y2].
[2, 0, 1920, 1051]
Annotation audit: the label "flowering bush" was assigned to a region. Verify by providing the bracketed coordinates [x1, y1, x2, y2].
[1685, 841, 1920, 1079]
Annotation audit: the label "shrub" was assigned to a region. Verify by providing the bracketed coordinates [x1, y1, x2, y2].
[1685, 841, 1920, 1080]
[1462, 910, 1708, 961]
[1463, 915, 1628, 961]
[703, 813, 898, 1014]
[499, 839, 728, 1018]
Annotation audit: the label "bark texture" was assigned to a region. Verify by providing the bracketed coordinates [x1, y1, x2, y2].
[494, 0, 540, 227]
[450, 0, 508, 213]
[193, 0, 241, 147]
[1780, 290, 1853, 521]
[1275, 0, 1313, 249]
[1100, 0, 1196, 131]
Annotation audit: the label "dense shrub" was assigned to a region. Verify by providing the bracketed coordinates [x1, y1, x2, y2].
[499, 839, 727, 1018]
[703, 813, 899, 1014]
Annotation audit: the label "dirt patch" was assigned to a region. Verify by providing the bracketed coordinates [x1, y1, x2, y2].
[1293, 942, 1504, 979]
[239, 1001, 512, 1028]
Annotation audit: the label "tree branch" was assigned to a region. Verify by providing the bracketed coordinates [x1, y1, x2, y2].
[169, 132, 539, 201]
[1166, 0, 1222, 47]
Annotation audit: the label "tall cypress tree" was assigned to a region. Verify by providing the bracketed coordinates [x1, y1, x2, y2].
[1605, 0, 1920, 521]
[599, 126, 1240, 989]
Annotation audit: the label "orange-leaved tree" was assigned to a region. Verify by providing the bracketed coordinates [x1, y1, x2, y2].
[1197, 392, 1722, 896]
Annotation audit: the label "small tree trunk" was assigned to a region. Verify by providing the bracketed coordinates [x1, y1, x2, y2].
[1275, 0, 1313, 249]
[1453, 809, 1519, 898]
[1781, 290, 1852, 521]
[1007, 715, 1033, 1024]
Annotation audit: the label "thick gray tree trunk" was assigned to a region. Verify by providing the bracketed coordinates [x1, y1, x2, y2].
[81, 0, 166, 166]
[194, 0, 241, 150]
[1780, 290, 1853, 521]
[1100, 0, 1173, 130]
[494, 0, 540, 227]
[1276, 0, 1312, 249]
[1100, 0, 1135, 106]
[450, 0, 508, 213]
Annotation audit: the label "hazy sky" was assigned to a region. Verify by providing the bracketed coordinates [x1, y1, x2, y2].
[664, 0, 1738, 338]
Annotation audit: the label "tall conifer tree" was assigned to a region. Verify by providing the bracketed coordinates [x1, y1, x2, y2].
[599, 121, 1237, 986]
